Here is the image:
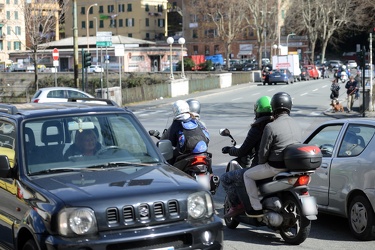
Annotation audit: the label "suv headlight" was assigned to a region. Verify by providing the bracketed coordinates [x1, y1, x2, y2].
[58, 208, 98, 236]
[187, 191, 214, 219]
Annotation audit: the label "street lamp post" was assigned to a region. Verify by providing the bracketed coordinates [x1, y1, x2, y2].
[178, 37, 185, 79]
[167, 37, 174, 79]
[93, 17, 98, 65]
[86, 3, 98, 50]
[286, 33, 296, 55]
[272, 44, 278, 65]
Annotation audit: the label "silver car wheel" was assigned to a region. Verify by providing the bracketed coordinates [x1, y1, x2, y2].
[350, 201, 368, 234]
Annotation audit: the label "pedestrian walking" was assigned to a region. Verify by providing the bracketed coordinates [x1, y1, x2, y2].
[345, 76, 358, 113]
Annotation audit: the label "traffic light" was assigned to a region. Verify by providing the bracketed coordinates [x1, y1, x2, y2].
[83, 51, 92, 68]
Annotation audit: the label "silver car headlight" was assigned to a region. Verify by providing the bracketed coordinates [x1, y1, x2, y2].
[187, 191, 214, 219]
[58, 207, 98, 236]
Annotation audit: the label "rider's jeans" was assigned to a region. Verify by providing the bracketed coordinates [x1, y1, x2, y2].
[243, 162, 286, 210]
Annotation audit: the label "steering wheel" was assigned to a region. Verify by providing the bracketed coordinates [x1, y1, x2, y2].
[96, 146, 121, 156]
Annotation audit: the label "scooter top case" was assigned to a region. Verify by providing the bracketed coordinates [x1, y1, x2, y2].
[283, 143, 322, 171]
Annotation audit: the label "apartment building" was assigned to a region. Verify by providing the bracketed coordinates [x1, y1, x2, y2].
[64, 0, 169, 41]
[0, 0, 26, 64]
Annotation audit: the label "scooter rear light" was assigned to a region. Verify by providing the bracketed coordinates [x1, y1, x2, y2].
[295, 175, 310, 186]
[191, 156, 207, 165]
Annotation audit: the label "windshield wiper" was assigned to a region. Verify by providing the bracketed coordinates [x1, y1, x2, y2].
[87, 162, 151, 169]
[29, 168, 82, 176]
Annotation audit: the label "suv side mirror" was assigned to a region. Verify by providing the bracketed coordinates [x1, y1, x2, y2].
[0, 155, 12, 178]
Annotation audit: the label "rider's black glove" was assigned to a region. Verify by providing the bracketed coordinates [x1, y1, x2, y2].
[222, 146, 231, 154]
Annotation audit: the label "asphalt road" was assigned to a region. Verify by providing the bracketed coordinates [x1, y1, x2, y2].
[129, 77, 374, 249]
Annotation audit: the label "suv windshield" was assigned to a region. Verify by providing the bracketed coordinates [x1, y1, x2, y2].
[24, 113, 161, 175]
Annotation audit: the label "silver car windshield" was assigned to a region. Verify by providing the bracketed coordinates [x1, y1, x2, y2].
[23, 113, 162, 175]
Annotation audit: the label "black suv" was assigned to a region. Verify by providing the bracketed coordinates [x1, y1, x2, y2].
[0, 99, 223, 250]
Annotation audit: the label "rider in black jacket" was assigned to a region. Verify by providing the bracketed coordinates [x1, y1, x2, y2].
[221, 96, 273, 218]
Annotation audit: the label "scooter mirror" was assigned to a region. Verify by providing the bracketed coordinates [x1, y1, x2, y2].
[149, 130, 160, 137]
[219, 128, 231, 137]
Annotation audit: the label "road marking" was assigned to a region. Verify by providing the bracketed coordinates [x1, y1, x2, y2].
[231, 97, 243, 101]
[301, 93, 308, 96]
[313, 89, 319, 92]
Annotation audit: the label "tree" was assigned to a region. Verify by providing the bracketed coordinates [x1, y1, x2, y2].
[244, 0, 278, 68]
[286, 0, 375, 64]
[188, 0, 249, 69]
[18, 0, 68, 90]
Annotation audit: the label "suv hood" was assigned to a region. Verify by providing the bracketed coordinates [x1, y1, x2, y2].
[30, 165, 198, 204]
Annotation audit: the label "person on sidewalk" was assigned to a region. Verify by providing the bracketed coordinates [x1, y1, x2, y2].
[243, 92, 302, 217]
[221, 96, 273, 218]
[345, 75, 358, 113]
[330, 78, 340, 100]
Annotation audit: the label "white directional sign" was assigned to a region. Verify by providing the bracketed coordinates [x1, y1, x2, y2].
[96, 31, 112, 47]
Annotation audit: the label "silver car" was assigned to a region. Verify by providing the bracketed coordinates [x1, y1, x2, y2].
[304, 119, 375, 240]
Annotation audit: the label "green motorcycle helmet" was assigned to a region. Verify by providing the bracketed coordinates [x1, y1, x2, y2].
[254, 96, 272, 117]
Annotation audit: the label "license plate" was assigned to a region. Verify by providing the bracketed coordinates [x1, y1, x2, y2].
[301, 196, 318, 216]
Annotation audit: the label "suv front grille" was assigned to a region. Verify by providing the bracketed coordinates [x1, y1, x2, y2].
[106, 200, 180, 226]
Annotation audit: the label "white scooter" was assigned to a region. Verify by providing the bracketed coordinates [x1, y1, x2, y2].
[340, 71, 348, 83]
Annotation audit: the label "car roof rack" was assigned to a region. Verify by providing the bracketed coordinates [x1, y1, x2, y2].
[67, 97, 119, 106]
[0, 104, 19, 115]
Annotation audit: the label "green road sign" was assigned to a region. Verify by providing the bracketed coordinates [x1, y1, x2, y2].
[96, 41, 112, 47]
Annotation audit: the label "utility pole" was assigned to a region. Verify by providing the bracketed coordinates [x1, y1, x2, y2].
[370, 33, 373, 111]
[73, 0, 79, 88]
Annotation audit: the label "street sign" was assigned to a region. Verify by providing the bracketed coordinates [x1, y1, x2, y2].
[96, 41, 112, 47]
[96, 31, 112, 47]
[53, 48, 59, 61]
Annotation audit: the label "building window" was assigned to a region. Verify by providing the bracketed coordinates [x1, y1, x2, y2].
[192, 29, 198, 39]
[99, 6, 103, 13]
[6, 11, 10, 19]
[80, 7, 85, 15]
[89, 20, 93, 29]
[145, 18, 149, 27]
[14, 41, 21, 50]
[108, 5, 114, 13]
[145, 4, 149, 11]
[158, 19, 164, 28]
[14, 11, 18, 20]
[204, 29, 217, 38]
[15, 26, 21, 35]
[127, 4, 132, 12]
[0, 41, 3, 51]
[193, 45, 198, 55]
[214, 45, 220, 54]
[6, 0, 9, 4]
[99, 20, 104, 28]
[89, 7, 94, 14]
[118, 4, 125, 12]
[157, 4, 163, 12]
[128, 33, 132, 37]
[205, 45, 210, 55]
[14, 0, 17, 4]
[82, 21, 86, 29]
[7, 26, 11, 35]
[110, 19, 116, 28]
[126, 18, 134, 27]
[146, 33, 149, 39]
[7, 41, 11, 50]
[119, 19, 123, 27]
[190, 14, 198, 23]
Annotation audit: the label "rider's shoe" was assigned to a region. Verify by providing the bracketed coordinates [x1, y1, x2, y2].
[224, 203, 245, 218]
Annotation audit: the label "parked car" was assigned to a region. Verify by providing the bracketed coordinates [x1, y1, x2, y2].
[327, 60, 342, 70]
[88, 65, 104, 73]
[31, 87, 94, 103]
[304, 119, 375, 240]
[267, 68, 294, 85]
[228, 63, 243, 71]
[300, 67, 311, 80]
[303, 65, 320, 79]
[0, 100, 223, 249]
[346, 60, 358, 69]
